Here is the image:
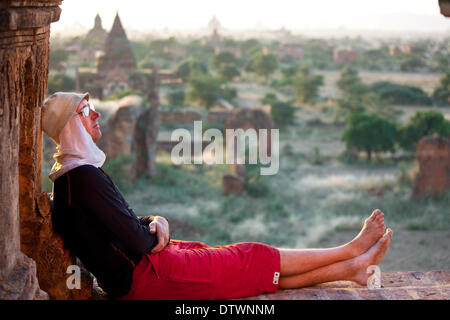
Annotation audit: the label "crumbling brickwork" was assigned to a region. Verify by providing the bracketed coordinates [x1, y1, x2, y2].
[0, 0, 62, 300]
[98, 103, 143, 160]
[412, 136, 450, 197]
[158, 110, 201, 124]
[1, 1, 92, 300]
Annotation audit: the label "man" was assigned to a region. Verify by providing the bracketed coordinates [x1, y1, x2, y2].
[42, 92, 392, 300]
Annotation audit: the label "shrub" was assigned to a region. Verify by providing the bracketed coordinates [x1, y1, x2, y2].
[102, 153, 135, 193]
[47, 73, 75, 94]
[244, 162, 270, 198]
[49, 49, 69, 71]
[270, 101, 296, 128]
[174, 59, 208, 81]
[187, 73, 236, 108]
[337, 66, 367, 97]
[212, 52, 241, 81]
[167, 86, 186, 106]
[398, 110, 450, 151]
[221, 85, 237, 101]
[260, 92, 278, 106]
[202, 121, 225, 137]
[187, 73, 222, 108]
[105, 89, 144, 101]
[371, 81, 432, 106]
[217, 64, 240, 81]
[432, 72, 450, 106]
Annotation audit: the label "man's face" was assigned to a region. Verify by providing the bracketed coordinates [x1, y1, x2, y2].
[76, 99, 102, 142]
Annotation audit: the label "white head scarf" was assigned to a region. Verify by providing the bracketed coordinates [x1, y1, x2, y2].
[49, 112, 106, 181]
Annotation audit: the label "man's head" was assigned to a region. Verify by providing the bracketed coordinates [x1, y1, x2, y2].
[76, 98, 102, 142]
[42, 92, 101, 144]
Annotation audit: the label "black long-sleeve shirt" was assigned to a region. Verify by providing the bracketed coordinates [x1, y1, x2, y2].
[52, 164, 158, 298]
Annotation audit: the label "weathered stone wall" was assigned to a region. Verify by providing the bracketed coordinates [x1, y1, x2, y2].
[412, 136, 450, 197]
[222, 108, 274, 193]
[134, 106, 159, 180]
[333, 48, 358, 64]
[0, 0, 62, 300]
[98, 104, 143, 160]
[225, 107, 274, 157]
[207, 109, 234, 124]
[134, 67, 160, 181]
[1, 0, 93, 300]
[222, 174, 245, 196]
[158, 109, 201, 124]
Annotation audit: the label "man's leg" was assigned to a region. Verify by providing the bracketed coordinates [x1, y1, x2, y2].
[278, 229, 392, 288]
[279, 209, 385, 276]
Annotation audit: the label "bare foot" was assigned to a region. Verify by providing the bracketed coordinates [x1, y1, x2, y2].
[348, 209, 386, 257]
[351, 228, 393, 286]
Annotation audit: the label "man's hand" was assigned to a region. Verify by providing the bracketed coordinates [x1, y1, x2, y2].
[149, 216, 170, 253]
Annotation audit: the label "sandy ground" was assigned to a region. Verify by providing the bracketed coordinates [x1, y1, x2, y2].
[318, 227, 450, 272]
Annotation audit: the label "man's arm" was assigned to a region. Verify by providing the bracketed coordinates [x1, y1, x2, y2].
[70, 166, 158, 256]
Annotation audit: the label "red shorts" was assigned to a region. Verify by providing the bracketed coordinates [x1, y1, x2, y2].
[119, 240, 280, 300]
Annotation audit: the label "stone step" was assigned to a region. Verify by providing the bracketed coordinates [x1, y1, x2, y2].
[242, 271, 450, 300]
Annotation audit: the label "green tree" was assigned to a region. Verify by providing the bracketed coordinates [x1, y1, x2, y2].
[432, 72, 450, 106]
[292, 66, 324, 104]
[174, 59, 208, 81]
[49, 49, 69, 71]
[342, 112, 397, 161]
[398, 110, 450, 151]
[247, 53, 278, 82]
[167, 86, 186, 106]
[240, 39, 261, 53]
[371, 81, 432, 106]
[400, 55, 425, 72]
[260, 93, 295, 128]
[260, 92, 279, 106]
[217, 64, 240, 81]
[47, 73, 75, 94]
[337, 66, 367, 97]
[187, 73, 236, 108]
[212, 51, 239, 70]
[281, 64, 299, 78]
[270, 100, 296, 128]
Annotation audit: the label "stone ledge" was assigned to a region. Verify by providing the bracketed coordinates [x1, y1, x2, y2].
[242, 271, 450, 300]
[91, 271, 449, 300]
[0, 6, 61, 31]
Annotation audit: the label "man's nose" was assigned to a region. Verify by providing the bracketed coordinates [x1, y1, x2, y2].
[91, 110, 100, 119]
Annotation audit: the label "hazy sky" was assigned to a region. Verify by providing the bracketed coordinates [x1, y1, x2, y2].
[52, 0, 449, 35]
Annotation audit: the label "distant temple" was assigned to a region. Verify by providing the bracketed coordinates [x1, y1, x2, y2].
[76, 12, 146, 99]
[204, 16, 242, 58]
[85, 13, 107, 43]
[208, 15, 222, 47]
[333, 47, 359, 64]
[97, 13, 136, 73]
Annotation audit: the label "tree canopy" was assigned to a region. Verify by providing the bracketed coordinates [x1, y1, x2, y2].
[399, 110, 450, 151]
[432, 72, 450, 106]
[342, 112, 397, 161]
[292, 66, 324, 104]
[246, 53, 278, 82]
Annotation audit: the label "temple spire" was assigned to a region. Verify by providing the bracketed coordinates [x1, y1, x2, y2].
[97, 11, 136, 73]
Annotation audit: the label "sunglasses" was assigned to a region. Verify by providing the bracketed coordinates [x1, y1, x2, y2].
[77, 102, 96, 117]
